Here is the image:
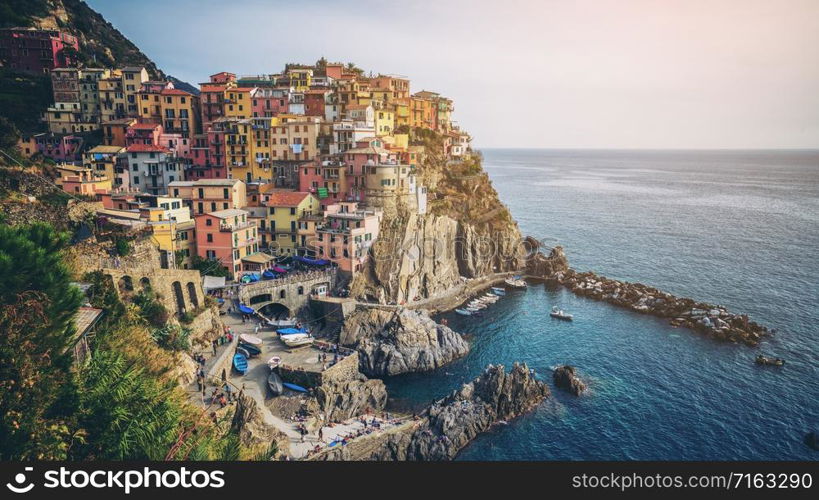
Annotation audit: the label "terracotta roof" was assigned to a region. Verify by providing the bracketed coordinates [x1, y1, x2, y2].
[129, 122, 161, 130]
[160, 88, 194, 96]
[228, 87, 255, 93]
[200, 85, 226, 93]
[126, 144, 170, 153]
[266, 191, 311, 207]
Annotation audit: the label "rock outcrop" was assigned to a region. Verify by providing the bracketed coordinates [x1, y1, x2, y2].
[553, 365, 587, 395]
[230, 392, 288, 458]
[341, 307, 469, 376]
[315, 372, 387, 422]
[315, 363, 549, 461]
[555, 269, 770, 347]
[526, 241, 570, 278]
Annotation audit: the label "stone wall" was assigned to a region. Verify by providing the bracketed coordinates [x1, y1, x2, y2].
[238, 270, 336, 316]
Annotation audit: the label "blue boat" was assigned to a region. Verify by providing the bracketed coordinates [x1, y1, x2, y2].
[233, 353, 249, 374]
[238, 304, 255, 315]
[277, 327, 307, 335]
[282, 382, 308, 393]
[262, 269, 279, 280]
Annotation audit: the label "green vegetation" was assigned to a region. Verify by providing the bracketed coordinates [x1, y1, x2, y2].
[0, 69, 53, 134]
[1, 221, 260, 460]
[190, 254, 230, 278]
[114, 236, 131, 256]
[132, 289, 169, 328]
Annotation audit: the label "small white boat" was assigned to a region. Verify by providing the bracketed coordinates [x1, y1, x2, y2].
[266, 318, 297, 328]
[455, 308, 472, 316]
[491, 287, 506, 296]
[267, 356, 282, 369]
[240, 333, 263, 346]
[505, 277, 527, 288]
[550, 306, 573, 321]
[282, 335, 314, 348]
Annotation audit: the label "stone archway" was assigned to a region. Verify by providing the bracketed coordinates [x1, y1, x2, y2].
[249, 293, 272, 305]
[186, 282, 199, 308]
[259, 302, 290, 320]
[171, 281, 186, 313]
[118, 275, 133, 293]
[139, 277, 151, 291]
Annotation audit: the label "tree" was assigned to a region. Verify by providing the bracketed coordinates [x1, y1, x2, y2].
[0, 223, 84, 459]
[190, 254, 229, 278]
[0, 116, 21, 151]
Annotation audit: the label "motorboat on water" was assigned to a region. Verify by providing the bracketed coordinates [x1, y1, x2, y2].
[755, 355, 785, 366]
[491, 287, 506, 296]
[505, 277, 527, 288]
[455, 308, 472, 316]
[550, 306, 574, 321]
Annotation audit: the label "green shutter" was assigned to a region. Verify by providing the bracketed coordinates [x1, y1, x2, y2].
[317, 187, 329, 199]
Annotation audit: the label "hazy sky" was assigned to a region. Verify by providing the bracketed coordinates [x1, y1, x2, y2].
[87, 0, 819, 149]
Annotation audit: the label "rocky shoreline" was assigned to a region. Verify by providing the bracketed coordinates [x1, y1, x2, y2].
[553, 365, 587, 395]
[553, 269, 770, 346]
[313, 363, 549, 461]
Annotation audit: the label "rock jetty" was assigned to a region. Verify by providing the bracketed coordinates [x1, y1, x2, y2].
[314, 363, 549, 461]
[554, 269, 769, 346]
[553, 365, 587, 395]
[340, 308, 469, 377]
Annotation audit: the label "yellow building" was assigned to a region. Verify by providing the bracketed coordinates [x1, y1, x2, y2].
[287, 68, 313, 91]
[138, 195, 196, 269]
[98, 72, 128, 122]
[224, 87, 254, 119]
[270, 118, 320, 162]
[82, 145, 126, 187]
[160, 88, 200, 138]
[225, 118, 253, 181]
[263, 191, 320, 255]
[374, 108, 395, 137]
[392, 99, 410, 129]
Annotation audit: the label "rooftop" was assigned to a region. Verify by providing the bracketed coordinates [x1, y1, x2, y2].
[266, 191, 312, 207]
[206, 208, 248, 219]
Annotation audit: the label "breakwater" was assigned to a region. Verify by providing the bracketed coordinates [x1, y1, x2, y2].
[553, 269, 770, 346]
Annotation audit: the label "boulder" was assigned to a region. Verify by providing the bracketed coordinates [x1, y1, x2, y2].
[553, 365, 587, 395]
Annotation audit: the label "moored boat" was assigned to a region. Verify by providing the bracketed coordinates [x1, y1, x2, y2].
[505, 277, 527, 288]
[282, 335, 314, 348]
[239, 333, 263, 346]
[491, 287, 506, 296]
[550, 306, 574, 321]
[267, 356, 282, 369]
[455, 308, 472, 316]
[755, 355, 785, 366]
[282, 382, 308, 393]
[238, 342, 262, 357]
[232, 353, 249, 374]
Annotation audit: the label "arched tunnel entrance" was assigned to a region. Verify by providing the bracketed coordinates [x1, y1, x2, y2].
[258, 303, 290, 320]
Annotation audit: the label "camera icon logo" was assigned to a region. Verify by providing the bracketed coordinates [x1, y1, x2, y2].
[6, 467, 34, 494]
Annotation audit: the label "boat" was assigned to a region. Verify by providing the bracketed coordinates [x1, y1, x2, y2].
[755, 355, 785, 366]
[279, 332, 310, 341]
[277, 327, 307, 335]
[267, 371, 283, 396]
[262, 269, 279, 280]
[550, 306, 573, 321]
[236, 346, 251, 359]
[232, 353, 249, 374]
[267, 356, 282, 369]
[266, 318, 297, 328]
[238, 342, 262, 357]
[282, 335, 314, 348]
[504, 277, 527, 288]
[239, 333, 263, 346]
[282, 382, 308, 393]
[455, 308, 472, 316]
[238, 304, 255, 315]
[491, 287, 506, 296]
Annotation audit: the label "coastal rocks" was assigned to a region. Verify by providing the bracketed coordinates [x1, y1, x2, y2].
[554, 269, 769, 347]
[553, 365, 587, 395]
[230, 392, 288, 457]
[315, 375, 388, 423]
[316, 363, 549, 461]
[341, 308, 469, 377]
[526, 242, 570, 278]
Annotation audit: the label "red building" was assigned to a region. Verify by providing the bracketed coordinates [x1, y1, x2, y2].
[304, 89, 330, 117]
[0, 27, 79, 74]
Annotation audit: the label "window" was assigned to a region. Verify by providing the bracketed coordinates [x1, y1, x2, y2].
[206, 219, 212, 226]
[206, 234, 213, 242]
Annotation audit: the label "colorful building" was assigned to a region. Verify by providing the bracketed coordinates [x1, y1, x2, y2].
[123, 144, 181, 195]
[194, 209, 260, 277]
[83, 145, 127, 189]
[189, 178, 247, 215]
[262, 191, 320, 255]
[0, 27, 79, 74]
[314, 202, 381, 274]
[160, 88, 200, 138]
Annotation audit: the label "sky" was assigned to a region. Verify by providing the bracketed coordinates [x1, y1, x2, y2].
[86, 0, 819, 149]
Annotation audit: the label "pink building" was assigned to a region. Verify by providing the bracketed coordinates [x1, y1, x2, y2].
[194, 208, 260, 277]
[0, 28, 78, 74]
[250, 88, 289, 117]
[33, 133, 84, 162]
[342, 143, 398, 202]
[314, 202, 381, 274]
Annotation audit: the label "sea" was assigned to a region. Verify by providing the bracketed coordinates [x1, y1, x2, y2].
[384, 149, 819, 460]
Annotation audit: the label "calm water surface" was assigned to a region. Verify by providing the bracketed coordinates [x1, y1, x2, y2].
[385, 149, 819, 460]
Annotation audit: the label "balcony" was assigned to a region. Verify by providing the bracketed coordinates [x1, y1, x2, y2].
[219, 221, 254, 232]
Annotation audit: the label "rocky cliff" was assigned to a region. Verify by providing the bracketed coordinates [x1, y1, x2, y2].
[340, 307, 469, 376]
[313, 353, 388, 422]
[315, 363, 549, 461]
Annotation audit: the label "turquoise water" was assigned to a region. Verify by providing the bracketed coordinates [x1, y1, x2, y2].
[384, 149, 819, 460]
